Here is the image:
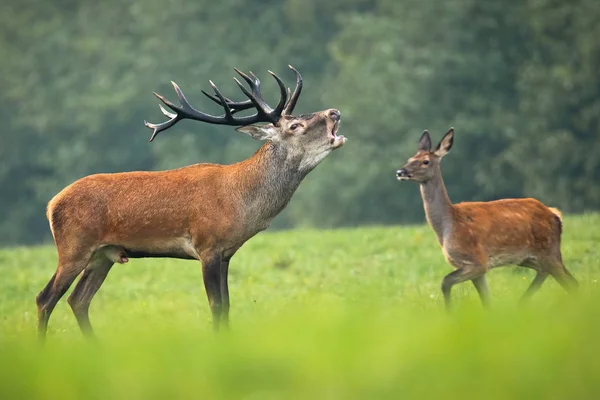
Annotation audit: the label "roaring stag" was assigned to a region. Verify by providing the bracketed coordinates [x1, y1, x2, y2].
[37, 66, 346, 338]
[396, 128, 577, 309]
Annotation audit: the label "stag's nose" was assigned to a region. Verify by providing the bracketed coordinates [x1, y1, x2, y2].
[328, 109, 341, 121]
[397, 169, 408, 178]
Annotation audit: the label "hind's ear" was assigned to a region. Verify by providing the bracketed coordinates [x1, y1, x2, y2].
[418, 130, 432, 152]
[434, 128, 454, 158]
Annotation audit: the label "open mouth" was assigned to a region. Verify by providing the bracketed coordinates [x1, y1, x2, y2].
[396, 170, 412, 180]
[329, 120, 346, 148]
[329, 121, 339, 142]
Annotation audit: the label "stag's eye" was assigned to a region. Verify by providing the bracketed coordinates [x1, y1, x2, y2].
[423, 160, 430, 165]
[290, 123, 300, 131]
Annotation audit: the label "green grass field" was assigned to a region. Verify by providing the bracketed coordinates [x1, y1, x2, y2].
[1, 214, 599, 399]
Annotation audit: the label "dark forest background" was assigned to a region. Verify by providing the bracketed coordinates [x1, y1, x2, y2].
[1, 0, 599, 245]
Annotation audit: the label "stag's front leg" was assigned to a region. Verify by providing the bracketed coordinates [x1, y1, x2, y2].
[200, 253, 223, 331]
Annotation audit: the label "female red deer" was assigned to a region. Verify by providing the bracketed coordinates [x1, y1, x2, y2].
[36, 66, 346, 339]
[396, 128, 577, 309]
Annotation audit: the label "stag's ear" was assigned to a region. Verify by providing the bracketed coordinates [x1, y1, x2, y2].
[236, 124, 279, 141]
[434, 128, 454, 158]
[418, 130, 432, 152]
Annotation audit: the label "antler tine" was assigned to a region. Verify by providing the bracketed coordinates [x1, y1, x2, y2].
[233, 77, 264, 111]
[267, 70, 288, 116]
[283, 65, 303, 115]
[159, 104, 176, 119]
[233, 68, 276, 117]
[144, 113, 181, 142]
[234, 68, 255, 87]
[200, 90, 254, 114]
[144, 89, 186, 142]
[208, 81, 234, 120]
[152, 90, 179, 113]
[171, 81, 192, 110]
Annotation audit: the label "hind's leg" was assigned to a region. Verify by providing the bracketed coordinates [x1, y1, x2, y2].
[550, 262, 578, 293]
[67, 257, 114, 337]
[471, 275, 491, 308]
[36, 254, 90, 340]
[520, 271, 548, 303]
[441, 267, 485, 311]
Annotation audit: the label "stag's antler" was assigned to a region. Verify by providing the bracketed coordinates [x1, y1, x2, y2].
[200, 65, 303, 117]
[145, 66, 303, 142]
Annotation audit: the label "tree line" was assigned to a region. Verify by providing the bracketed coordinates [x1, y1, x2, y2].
[1, 0, 598, 245]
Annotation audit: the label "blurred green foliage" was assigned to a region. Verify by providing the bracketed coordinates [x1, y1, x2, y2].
[1, 214, 599, 398]
[1, 0, 599, 245]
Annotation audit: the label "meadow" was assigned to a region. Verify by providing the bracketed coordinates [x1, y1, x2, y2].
[1, 213, 599, 399]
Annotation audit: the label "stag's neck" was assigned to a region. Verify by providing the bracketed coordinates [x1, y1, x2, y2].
[238, 141, 309, 223]
[420, 168, 454, 245]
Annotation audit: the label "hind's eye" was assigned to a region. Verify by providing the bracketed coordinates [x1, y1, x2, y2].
[423, 160, 430, 165]
[290, 123, 300, 131]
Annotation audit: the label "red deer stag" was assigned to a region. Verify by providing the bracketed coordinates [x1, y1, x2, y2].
[396, 128, 577, 310]
[36, 66, 346, 339]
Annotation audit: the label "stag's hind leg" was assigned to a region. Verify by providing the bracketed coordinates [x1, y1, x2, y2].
[36, 252, 91, 340]
[67, 255, 114, 337]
